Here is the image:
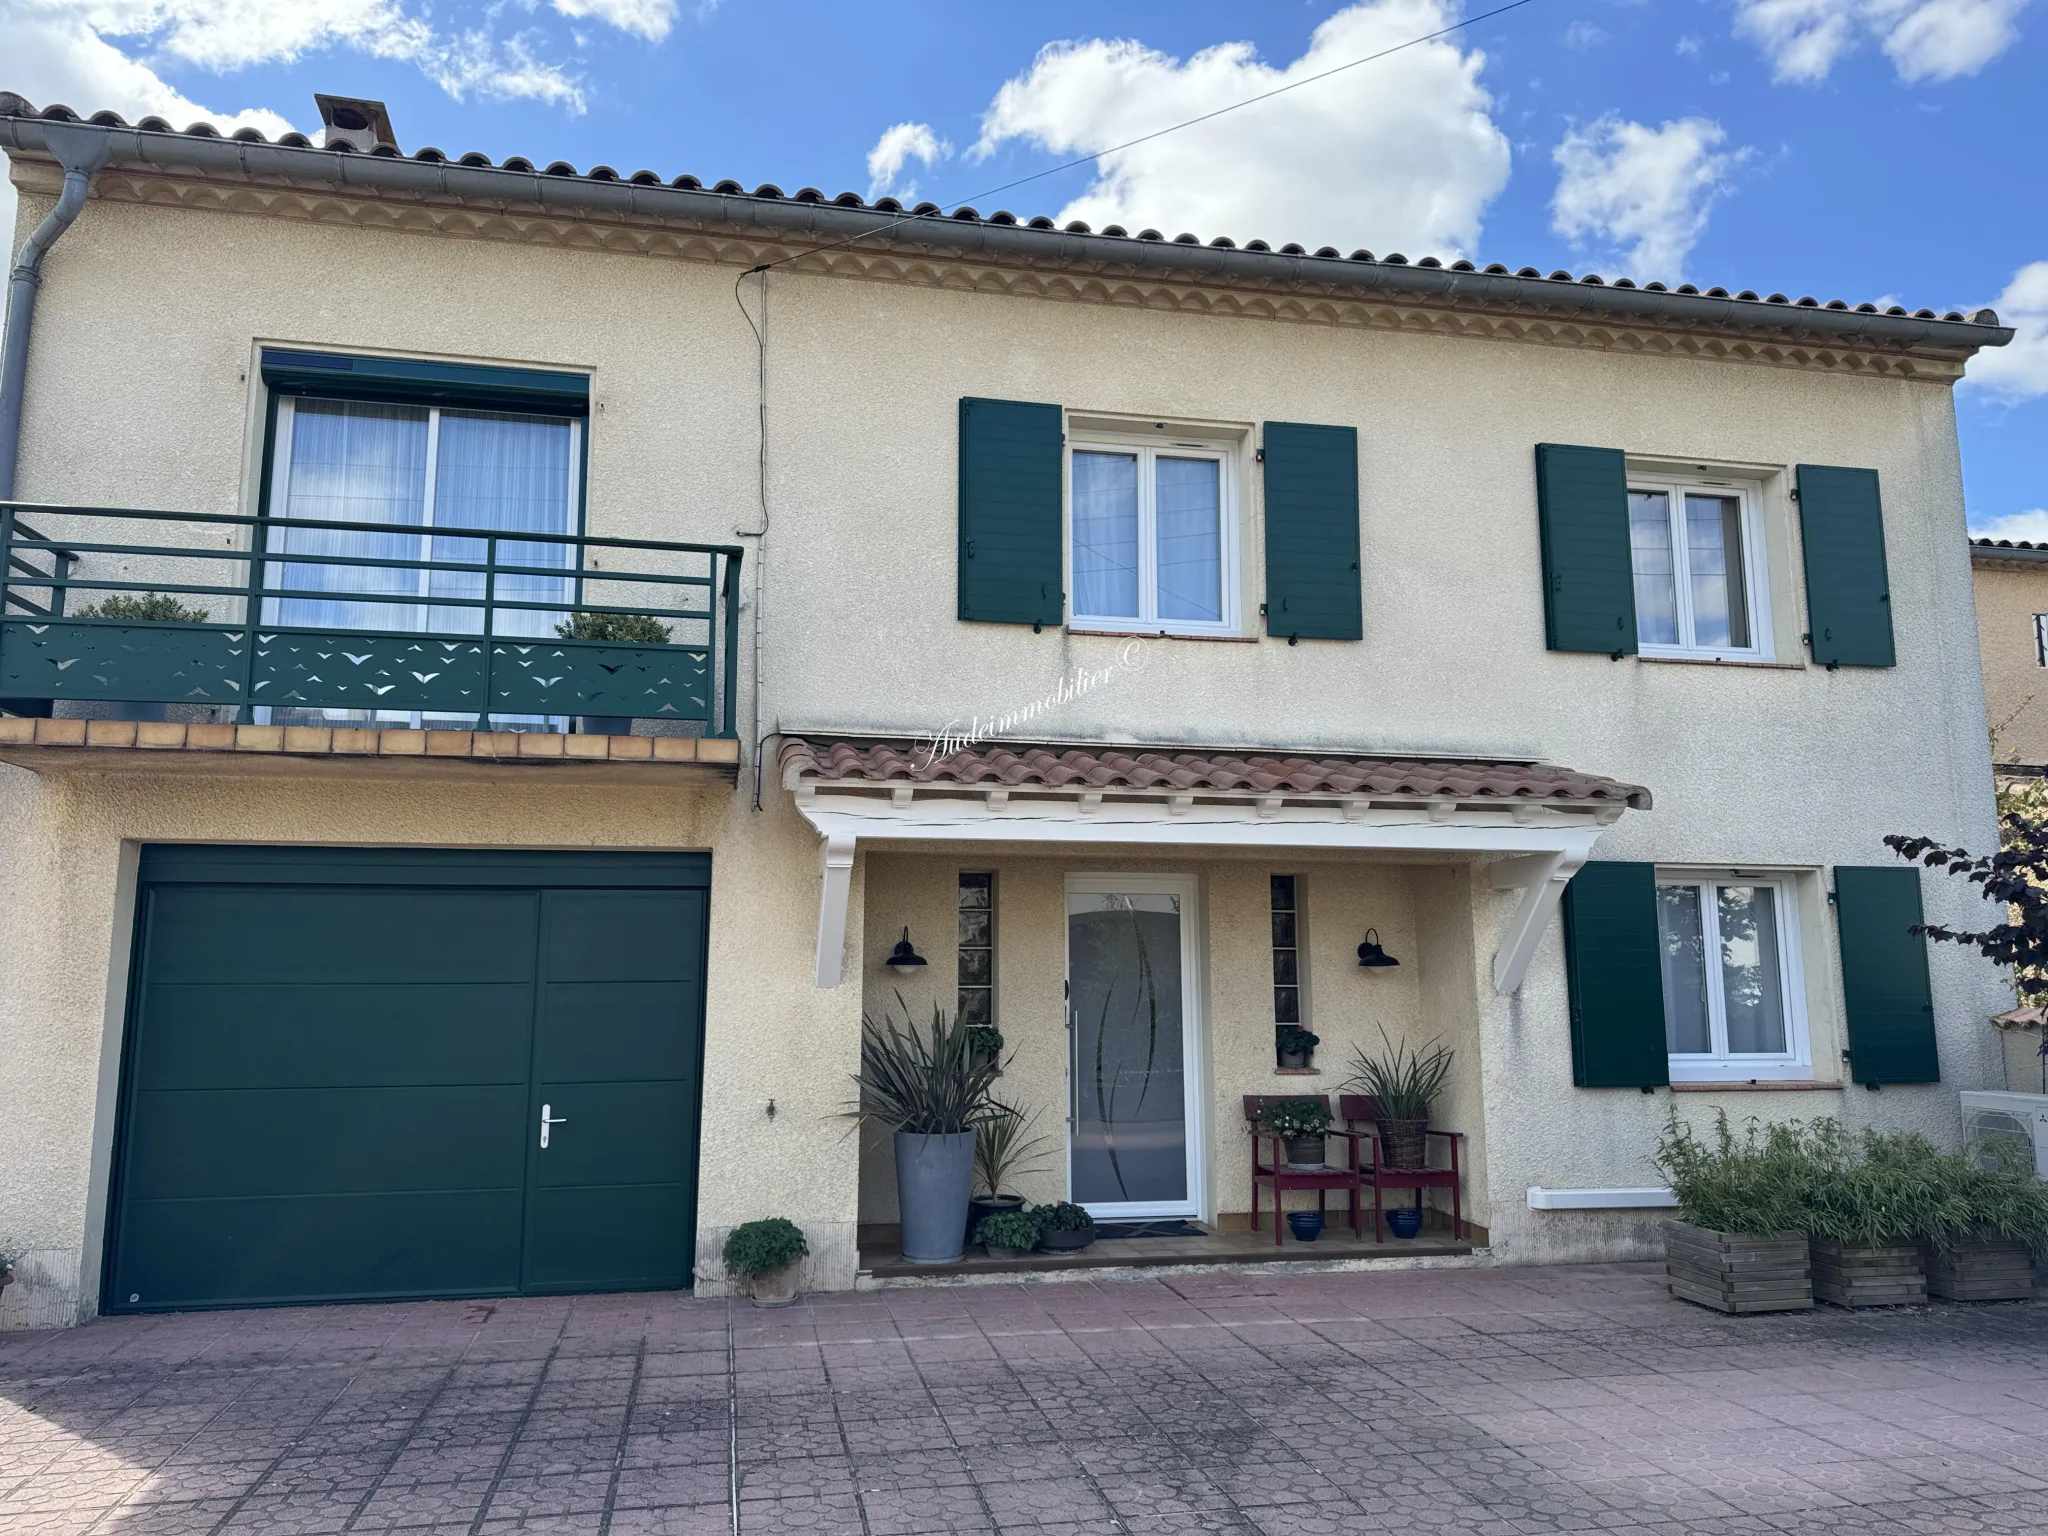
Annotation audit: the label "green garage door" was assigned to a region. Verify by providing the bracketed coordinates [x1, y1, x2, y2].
[105, 847, 709, 1313]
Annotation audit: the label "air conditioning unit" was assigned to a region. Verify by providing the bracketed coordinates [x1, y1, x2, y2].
[1960, 1091, 2048, 1177]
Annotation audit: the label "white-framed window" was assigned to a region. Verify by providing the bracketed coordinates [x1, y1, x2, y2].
[1656, 870, 1811, 1082]
[1627, 471, 1771, 661]
[1068, 431, 1239, 637]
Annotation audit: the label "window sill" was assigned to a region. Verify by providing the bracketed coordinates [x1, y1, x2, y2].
[1272, 1067, 1322, 1077]
[1637, 655, 1805, 671]
[1066, 627, 1258, 643]
[1669, 1080, 1842, 1092]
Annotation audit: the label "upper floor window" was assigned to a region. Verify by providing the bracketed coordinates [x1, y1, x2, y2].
[1627, 473, 1770, 661]
[1656, 872, 1810, 1081]
[267, 396, 581, 640]
[1069, 432, 1239, 637]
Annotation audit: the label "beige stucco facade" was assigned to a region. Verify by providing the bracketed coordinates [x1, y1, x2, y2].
[0, 138, 2020, 1326]
[1971, 548, 2048, 768]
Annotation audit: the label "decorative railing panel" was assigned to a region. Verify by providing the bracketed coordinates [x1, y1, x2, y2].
[0, 503, 743, 735]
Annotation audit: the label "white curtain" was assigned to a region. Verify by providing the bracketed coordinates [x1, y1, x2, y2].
[1073, 451, 1139, 619]
[1154, 456, 1220, 623]
[267, 400, 428, 629]
[427, 410, 574, 638]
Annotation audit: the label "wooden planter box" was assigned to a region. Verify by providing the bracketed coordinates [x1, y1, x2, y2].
[1810, 1236, 1925, 1307]
[1921, 1237, 2035, 1302]
[1665, 1221, 1812, 1314]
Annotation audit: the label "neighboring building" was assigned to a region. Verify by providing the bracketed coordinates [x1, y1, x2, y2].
[0, 94, 2020, 1327]
[1970, 537, 2048, 770]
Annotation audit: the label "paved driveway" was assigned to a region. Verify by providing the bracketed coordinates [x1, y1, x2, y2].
[4, 1262, 2048, 1535]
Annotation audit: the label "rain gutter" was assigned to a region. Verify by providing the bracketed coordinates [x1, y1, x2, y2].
[0, 113, 2017, 357]
[1, 121, 112, 498]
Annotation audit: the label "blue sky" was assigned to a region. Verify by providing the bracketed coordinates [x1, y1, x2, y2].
[2, 0, 2042, 532]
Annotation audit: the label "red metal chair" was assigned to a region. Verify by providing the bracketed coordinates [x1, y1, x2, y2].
[1243, 1094, 1365, 1246]
[1339, 1093, 1464, 1241]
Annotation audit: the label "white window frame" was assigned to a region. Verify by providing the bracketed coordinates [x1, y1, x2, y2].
[1656, 868, 1812, 1082]
[2033, 614, 2048, 668]
[1067, 430, 1240, 638]
[1628, 470, 1772, 663]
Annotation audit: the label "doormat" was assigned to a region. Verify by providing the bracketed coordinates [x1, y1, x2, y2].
[1093, 1220, 1207, 1240]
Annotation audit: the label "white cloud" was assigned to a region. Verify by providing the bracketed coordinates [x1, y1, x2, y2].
[1735, 0, 2029, 84]
[1964, 261, 2048, 401]
[550, 0, 677, 43]
[969, 0, 1510, 259]
[1550, 115, 1745, 283]
[1970, 509, 2048, 541]
[865, 121, 950, 200]
[1562, 20, 1608, 48]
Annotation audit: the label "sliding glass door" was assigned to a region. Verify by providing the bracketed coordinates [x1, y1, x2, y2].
[1065, 874, 1203, 1220]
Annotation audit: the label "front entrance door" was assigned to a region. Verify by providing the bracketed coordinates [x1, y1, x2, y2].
[1065, 874, 1203, 1219]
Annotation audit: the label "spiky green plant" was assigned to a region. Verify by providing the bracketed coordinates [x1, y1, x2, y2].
[1344, 1028, 1453, 1121]
[851, 993, 1005, 1136]
[973, 1100, 1055, 1197]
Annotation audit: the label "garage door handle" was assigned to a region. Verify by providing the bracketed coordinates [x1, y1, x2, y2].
[540, 1104, 568, 1149]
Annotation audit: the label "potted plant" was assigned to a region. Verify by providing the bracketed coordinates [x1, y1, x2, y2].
[1921, 1137, 2048, 1300]
[1802, 1123, 1953, 1307]
[1655, 1110, 1815, 1314]
[1345, 1029, 1452, 1171]
[1032, 1201, 1099, 1252]
[67, 593, 213, 722]
[1276, 1024, 1320, 1070]
[975, 1209, 1042, 1260]
[722, 1218, 808, 1307]
[968, 1100, 1054, 1240]
[852, 995, 1004, 1265]
[1258, 1097, 1334, 1167]
[555, 610, 673, 734]
[967, 1024, 1004, 1071]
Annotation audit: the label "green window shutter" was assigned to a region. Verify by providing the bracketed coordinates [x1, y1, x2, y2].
[1834, 866, 1939, 1085]
[1797, 465, 1895, 668]
[1535, 443, 1637, 656]
[958, 397, 1064, 627]
[1561, 861, 1670, 1089]
[1261, 422, 1362, 642]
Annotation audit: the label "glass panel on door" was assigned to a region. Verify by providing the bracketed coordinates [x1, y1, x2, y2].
[1066, 887, 1193, 1214]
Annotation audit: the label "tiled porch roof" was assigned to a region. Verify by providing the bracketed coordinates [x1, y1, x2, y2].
[780, 736, 1653, 811]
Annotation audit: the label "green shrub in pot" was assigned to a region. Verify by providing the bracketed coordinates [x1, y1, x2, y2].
[975, 1209, 1042, 1258]
[1031, 1200, 1098, 1252]
[723, 1218, 808, 1306]
[1655, 1110, 1820, 1236]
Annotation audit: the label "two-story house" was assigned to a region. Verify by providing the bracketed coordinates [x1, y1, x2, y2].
[0, 93, 2018, 1328]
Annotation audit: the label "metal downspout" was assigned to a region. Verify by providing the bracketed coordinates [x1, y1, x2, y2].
[0, 124, 113, 499]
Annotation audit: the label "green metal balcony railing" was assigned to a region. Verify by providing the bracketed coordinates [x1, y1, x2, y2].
[0, 502, 743, 735]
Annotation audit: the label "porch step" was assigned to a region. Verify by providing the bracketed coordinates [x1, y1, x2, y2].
[859, 1226, 1476, 1283]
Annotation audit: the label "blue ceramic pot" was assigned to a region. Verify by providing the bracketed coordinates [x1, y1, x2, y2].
[1385, 1207, 1425, 1240]
[1286, 1211, 1324, 1242]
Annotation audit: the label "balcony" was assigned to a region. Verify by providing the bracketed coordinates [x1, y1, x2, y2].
[0, 502, 743, 783]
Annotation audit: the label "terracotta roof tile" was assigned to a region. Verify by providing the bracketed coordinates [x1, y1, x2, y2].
[0, 92, 1998, 328]
[780, 737, 1652, 810]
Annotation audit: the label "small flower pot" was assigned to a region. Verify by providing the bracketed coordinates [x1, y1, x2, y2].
[1286, 1211, 1324, 1242]
[967, 1193, 1025, 1242]
[746, 1263, 800, 1308]
[1283, 1133, 1327, 1167]
[1038, 1224, 1098, 1252]
[1278, 1049, 1312, 1070]
[1385, 1208, 1425, 1240]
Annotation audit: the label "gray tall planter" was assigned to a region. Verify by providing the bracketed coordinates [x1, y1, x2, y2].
[895, 1131, 976, 1264]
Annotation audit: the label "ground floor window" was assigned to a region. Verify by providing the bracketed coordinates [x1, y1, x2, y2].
[1656, 872, 1810, 1080]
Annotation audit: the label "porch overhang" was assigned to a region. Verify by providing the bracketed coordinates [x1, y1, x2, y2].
[780, 737, 1651, 993]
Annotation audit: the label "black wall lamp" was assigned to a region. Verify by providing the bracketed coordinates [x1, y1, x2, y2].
[885, 927, 928, 975]
[1356, 928, 1400, 968]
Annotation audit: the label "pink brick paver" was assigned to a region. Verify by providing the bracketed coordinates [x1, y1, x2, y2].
[4, 1262, 2048, 1534]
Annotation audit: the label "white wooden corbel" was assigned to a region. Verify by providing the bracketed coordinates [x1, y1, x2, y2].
[983, 789, 1010, 812]
[1489, 849, 1585, 995]
[813, 833, 857, 989]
